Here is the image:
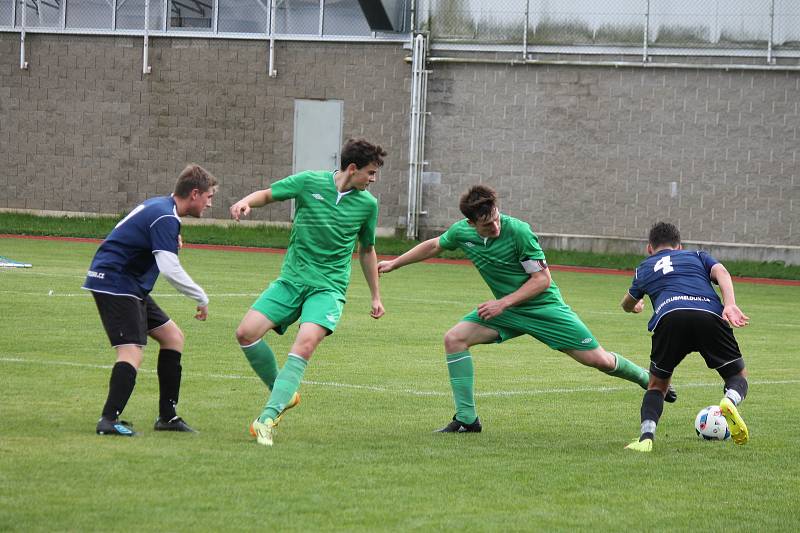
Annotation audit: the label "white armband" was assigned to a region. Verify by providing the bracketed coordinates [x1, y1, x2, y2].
[521, 258, 548, 274]
[154, 251, 209, 306]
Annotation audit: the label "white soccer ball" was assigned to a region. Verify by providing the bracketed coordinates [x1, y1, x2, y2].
[694, 405, 731, 441]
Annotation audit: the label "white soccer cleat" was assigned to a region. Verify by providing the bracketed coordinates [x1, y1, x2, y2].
[251, 417, 276, 447]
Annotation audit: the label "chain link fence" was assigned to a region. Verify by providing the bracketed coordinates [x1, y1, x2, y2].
[0, 0, 390, 36]
[418, 0, 800, 54]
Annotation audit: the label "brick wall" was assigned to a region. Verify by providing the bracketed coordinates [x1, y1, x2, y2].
[1, 33, 799, 248]
[0, 34, 410, 226]
[422, 57, 800, 246]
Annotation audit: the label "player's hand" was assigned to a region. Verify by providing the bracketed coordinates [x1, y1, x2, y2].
[230, 201, 251, 221]
[195, 305, 208, 321]
[477, 299, 507, 320]
[377, 260, 395, 274]
[722, 304, 749, 328]
[370, 298, 385, 319]
[633, 299, 645, 313]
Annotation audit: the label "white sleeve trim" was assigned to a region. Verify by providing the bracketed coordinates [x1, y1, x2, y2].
[154, 251, 209, 306]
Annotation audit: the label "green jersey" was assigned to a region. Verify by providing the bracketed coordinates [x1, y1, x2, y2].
[271, 170, 378, 294]
[438, 214, 564, 308]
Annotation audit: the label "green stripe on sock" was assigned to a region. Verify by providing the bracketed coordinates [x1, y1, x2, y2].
[261, 354, 308, 422]
[446, 351, 477, 424]
[242, 339, 279, 390]
[606, 352, 649, 389]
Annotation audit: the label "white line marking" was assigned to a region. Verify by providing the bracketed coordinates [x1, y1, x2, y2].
[2, 356, 798, 398]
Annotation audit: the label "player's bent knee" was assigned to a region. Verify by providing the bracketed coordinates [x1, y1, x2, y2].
[443, 330, 468, 353]
[235, 327, 260, 346]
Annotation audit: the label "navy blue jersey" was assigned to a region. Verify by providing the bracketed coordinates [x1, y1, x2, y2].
[628, 249, 723, 332]
[83, 196, 181, 299]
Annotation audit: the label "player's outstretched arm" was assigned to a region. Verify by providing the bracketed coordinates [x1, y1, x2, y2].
[710, 263, 749, 327]
[377, 237, 442, 274]
[359, 244, 385, 319]
[230, 189, 275, 221]
[154, 251, 209, 321]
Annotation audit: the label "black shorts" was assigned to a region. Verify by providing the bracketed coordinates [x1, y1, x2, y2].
[650, 310, 745, 379]
[91, 291, 171, 347]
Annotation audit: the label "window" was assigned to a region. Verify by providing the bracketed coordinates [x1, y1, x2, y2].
[16, 0, 64, 28]
[218, 0, 269, 33]
[322, 0, 370, 36]
[66, 0, 112, 29]
[116, 0, 164, 30]
[169, 0, 212, 30]
[274, 0, 319, 35]
[1, 0, 13, 27]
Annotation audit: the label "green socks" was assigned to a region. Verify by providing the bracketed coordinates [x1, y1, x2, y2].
[605, 352, 650, 389]
[446, 351, 477, 424]
[260, 354, 308, 422]
[242, 339, 279, 390]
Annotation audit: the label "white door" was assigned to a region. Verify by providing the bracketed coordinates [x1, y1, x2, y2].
[291, 99, 344, 218]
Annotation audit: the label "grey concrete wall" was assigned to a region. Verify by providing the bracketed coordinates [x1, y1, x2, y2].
[2, 33, 799, 255]
[421, 56, 800, 247]
[0, 34, 410, 227]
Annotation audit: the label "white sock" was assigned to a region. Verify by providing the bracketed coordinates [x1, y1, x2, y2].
[725, 389, 743, 406]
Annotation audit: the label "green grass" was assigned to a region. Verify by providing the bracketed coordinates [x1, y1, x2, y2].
[1, 237, 799, 531]
[1, 212, 798, 280]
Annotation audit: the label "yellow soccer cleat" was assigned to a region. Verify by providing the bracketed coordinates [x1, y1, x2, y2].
[248, 392, 301, 437]
[625, 438, 653, 452]
[251, 417, 276, 447]
[720, 398, 749, 445]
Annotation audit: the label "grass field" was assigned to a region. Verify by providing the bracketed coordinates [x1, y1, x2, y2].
[1, 237, 799, 532]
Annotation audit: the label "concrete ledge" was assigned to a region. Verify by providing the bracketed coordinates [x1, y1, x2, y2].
[0, 208, 397, 237]
[537, 233, 800, 266]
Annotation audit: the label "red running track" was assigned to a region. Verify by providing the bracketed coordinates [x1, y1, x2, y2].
[2, 233, 798, 286]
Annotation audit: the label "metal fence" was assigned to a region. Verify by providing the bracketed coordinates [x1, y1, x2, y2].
[0, 0, 410, 38]
[418, 0, 800, 58]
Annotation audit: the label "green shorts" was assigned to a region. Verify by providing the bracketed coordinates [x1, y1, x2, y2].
[252, 278, 345, 335]
[463, 303, 600, 351]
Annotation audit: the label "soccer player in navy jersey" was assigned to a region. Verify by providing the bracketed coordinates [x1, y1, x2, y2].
[621, 222, 750, 452]
[83, 164, 217, 436]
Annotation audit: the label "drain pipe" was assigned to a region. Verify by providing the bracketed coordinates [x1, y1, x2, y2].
[142, 0, 151, 74]
[406, 33, 428, 239]
[19, 0, 28, 69]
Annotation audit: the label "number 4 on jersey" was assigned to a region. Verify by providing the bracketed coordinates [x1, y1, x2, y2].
[654, 255, 674, 274]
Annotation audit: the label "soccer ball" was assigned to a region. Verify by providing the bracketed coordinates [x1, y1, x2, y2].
[694, 405, 731, 441]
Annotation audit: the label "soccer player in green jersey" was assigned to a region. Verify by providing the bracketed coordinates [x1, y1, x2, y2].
[378, 185, 674, 432]
[230, 138, 387, 446]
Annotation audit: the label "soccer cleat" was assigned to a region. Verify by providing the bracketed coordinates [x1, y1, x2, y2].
[719, 398, 749, 445]
[251, 417, 276, 446]
[665, 384, 678, 403]
[248, 391, 302, 437]
[154, 416, 197, 433]
[96, 417, 136, 436]
[624, 438, 653, 452]
[435, 415, 482, 433]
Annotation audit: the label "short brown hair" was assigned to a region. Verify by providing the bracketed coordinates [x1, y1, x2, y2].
[648, 221, 681, 248]
[340, 138, 387, 170]
[459, 185, 497, 222]
[173, 164, 217, 198]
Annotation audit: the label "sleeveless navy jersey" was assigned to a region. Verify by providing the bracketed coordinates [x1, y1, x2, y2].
[628, 249, 723, 331]
[83, 196, 181, 299]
